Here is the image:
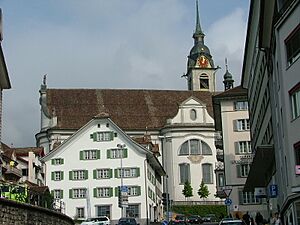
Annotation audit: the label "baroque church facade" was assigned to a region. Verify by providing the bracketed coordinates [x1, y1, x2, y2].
[36, 1, 222, 220]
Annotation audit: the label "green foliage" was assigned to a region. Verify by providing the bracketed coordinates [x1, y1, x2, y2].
[182, 181, 193, 199]
[197, 180, 210, 199]
[172, 204, 227, 220]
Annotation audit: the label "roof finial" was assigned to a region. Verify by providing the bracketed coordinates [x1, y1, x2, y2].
[225, 58, 228, 71]
[193, 0, 204, 43]
[43, 74, 47, 85]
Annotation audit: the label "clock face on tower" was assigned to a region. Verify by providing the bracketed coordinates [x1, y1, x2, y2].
[197, 56, 209, 68]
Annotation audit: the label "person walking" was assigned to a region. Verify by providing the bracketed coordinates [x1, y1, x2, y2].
[255, 212, 264, 225]
[271, 212, 281, 225]
[242, 212, 251, 225]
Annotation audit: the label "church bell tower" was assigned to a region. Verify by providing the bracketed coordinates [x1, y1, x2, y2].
[184, 0, 219, 92]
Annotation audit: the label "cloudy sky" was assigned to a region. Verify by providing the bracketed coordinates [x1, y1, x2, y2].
[0, 0, 250, 147]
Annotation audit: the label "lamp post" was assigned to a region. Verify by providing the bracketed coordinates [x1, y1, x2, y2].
[117, 143, 126, 218]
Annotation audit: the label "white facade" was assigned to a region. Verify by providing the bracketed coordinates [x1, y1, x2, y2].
[42, 116, 164, 224]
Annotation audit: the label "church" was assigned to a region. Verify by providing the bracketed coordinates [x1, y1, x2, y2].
[36, 1, 224, 221]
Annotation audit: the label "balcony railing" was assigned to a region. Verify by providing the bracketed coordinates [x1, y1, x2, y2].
[214, 132, 223, 149]
[3, 165, 22, 178]
[215, 161, 224, 171]
[216, 149, 224, 162]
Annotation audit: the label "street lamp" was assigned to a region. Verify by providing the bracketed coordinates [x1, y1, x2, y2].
[117, 143, 126, 217]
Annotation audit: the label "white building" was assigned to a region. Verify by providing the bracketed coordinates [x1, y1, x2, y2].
[41, 114, 165, 224]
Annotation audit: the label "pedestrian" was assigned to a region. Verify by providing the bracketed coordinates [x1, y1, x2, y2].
[255, 212, 264, 225]
[242, 212, 251, 225]
[271, 212, 281, 225]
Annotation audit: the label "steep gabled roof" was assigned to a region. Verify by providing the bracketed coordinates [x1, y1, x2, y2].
[46, 89, 214, 130]
[13, 147, 44, 157]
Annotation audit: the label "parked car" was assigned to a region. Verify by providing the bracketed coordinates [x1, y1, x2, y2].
[168, 220, 189, 225]
[174, 214, 186, 222]
[218, 219, 246, 225]
[81, 216, 110, 225]
[117, 217, 139, 225]
[187, 215, 203, 224]
[202, 214, 217, 222]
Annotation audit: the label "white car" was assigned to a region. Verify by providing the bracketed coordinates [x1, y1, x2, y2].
[81, 216, 110, 225]
[219, 219, 246, 225]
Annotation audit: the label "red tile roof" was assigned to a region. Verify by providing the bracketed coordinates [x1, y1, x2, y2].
[46, 89, 214, 130]
[13, 147, 44, 157]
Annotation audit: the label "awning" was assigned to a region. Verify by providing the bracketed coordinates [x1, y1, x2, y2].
[244, 145, 275, 191]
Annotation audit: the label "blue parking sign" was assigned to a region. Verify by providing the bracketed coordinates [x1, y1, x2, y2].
[269, 185, 278, 198]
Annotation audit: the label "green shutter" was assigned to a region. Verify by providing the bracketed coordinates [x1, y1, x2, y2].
[123, 149, 128, 158]
[84, 170, 88, 179]
[90, 134, 93, 139]
[236, 165, 241, 178]
[137, 186, 141, 196]
[94, 188, 97, 198]
[136, 168, 140, 177]
[93, 170, 97, 179]
[97, 150, 101, 159]
[109, 169, 113, 178]
[51, 172, 54, 180]
[109, 188, 113, 197]
[69, 189, 73, 199]
[51, 190, 54, 196]
[110, 132, 114, 141]
[51, 159, 55, 165]
[69, 171, 73, 180]
[60, 171, 64, 180]
[60, 190, 63, 199]
[93, 132, 97, 141]
[60, 158, 64, 164]
[107, 149, 111, 159]
[80, 151, 84, 160]
[238, 189, 243, 204]
[235, 142, 240, 154]
[115, 187, 118, 196]
[114, 169, 118, 178]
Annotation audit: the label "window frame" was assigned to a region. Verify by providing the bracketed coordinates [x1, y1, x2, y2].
[285, 24, 300, 67]
[76, 207, 85, 218]
[234, 101, 249, 111]
[71, 188, 87, 199]
[289, 82, 300, 120]
[179, 139, 212, 156]
[202, 163, 213, 184]
[179, 163, 190, 184]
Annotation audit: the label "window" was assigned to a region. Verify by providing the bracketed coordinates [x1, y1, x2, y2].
[125, 204, 140, 218]
[294, 141, 300, 166]
[128, 186, 141, 196]
[107, 149, 128, 159]
[200, 74, 209, 89]
[237, 164, 251, 177]
[190, 109, 197, 120]
[76, 207, 85, 218]
[202, 164, 213, 184]
[94, 187, 113, 198]
[235, 141, 252, 154]
[116, 168, 140, 178]
[80, 150, 100, 160]
[22, 169, 28, 176]
[70, 188, 87, 199]
[94, 169, 112, 179]
[179, 139, 212, 155]
[91, 132, 114, 142]
[51, 158, 64, 165]
[96, 205, 111, 218]
[234, 101, 248, 110]
[52, 189, 63, 199]
[239, 189, 261, 204]
[51, 171, 63, 181]
[234, 119, 250, 131]
[285, 24, 300, 66]
[290, 83, 300, 119]
[217, 173, 225, 187]
[179, 163, 190, 184]
[70, 170, 88, 180]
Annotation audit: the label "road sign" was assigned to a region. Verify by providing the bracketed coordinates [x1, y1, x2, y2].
[224, 198, 232, 206]
[269, 185, 278, 198]
[121, 186, 128, 193]
[223, 188, 232, 197]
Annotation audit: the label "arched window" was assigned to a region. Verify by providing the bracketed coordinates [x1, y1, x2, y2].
[200, 74, 209, 89]
[179, 163, 190, 184]
[202, 163, 213, 184]
[179, 139, 212, 155]
[190, 109, 197, 121]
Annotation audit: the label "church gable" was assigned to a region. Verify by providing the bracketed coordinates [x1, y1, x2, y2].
[168, 96, 214, 125]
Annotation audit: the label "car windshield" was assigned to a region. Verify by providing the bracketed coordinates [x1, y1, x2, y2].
[86, 217, 108, 222]
[118, 218, 137, 225]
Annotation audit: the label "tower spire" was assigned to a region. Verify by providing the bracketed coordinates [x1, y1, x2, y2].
[193, 0, 205, 44]
[223, 58, 234, 90]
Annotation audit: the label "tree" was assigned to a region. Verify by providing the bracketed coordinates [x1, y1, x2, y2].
[182, 180, 193, 200]
[197, 180, 210, 200]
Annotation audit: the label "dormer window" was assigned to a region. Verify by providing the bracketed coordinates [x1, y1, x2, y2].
[190, 109, 197, 121]
[200, 74, 209, 89]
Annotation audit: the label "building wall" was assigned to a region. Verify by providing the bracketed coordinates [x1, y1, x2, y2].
[44, 119, 163, 224]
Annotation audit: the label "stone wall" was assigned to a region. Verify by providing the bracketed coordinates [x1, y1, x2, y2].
[0, 198, 74, 225]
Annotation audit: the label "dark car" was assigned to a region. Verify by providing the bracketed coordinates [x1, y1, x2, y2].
[203, 214, 217, 222]
[187, 215, 203, 224]
[168, 220, 189, 225]
[117, 217, 139, 225]
[174, 215, 186, 222]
